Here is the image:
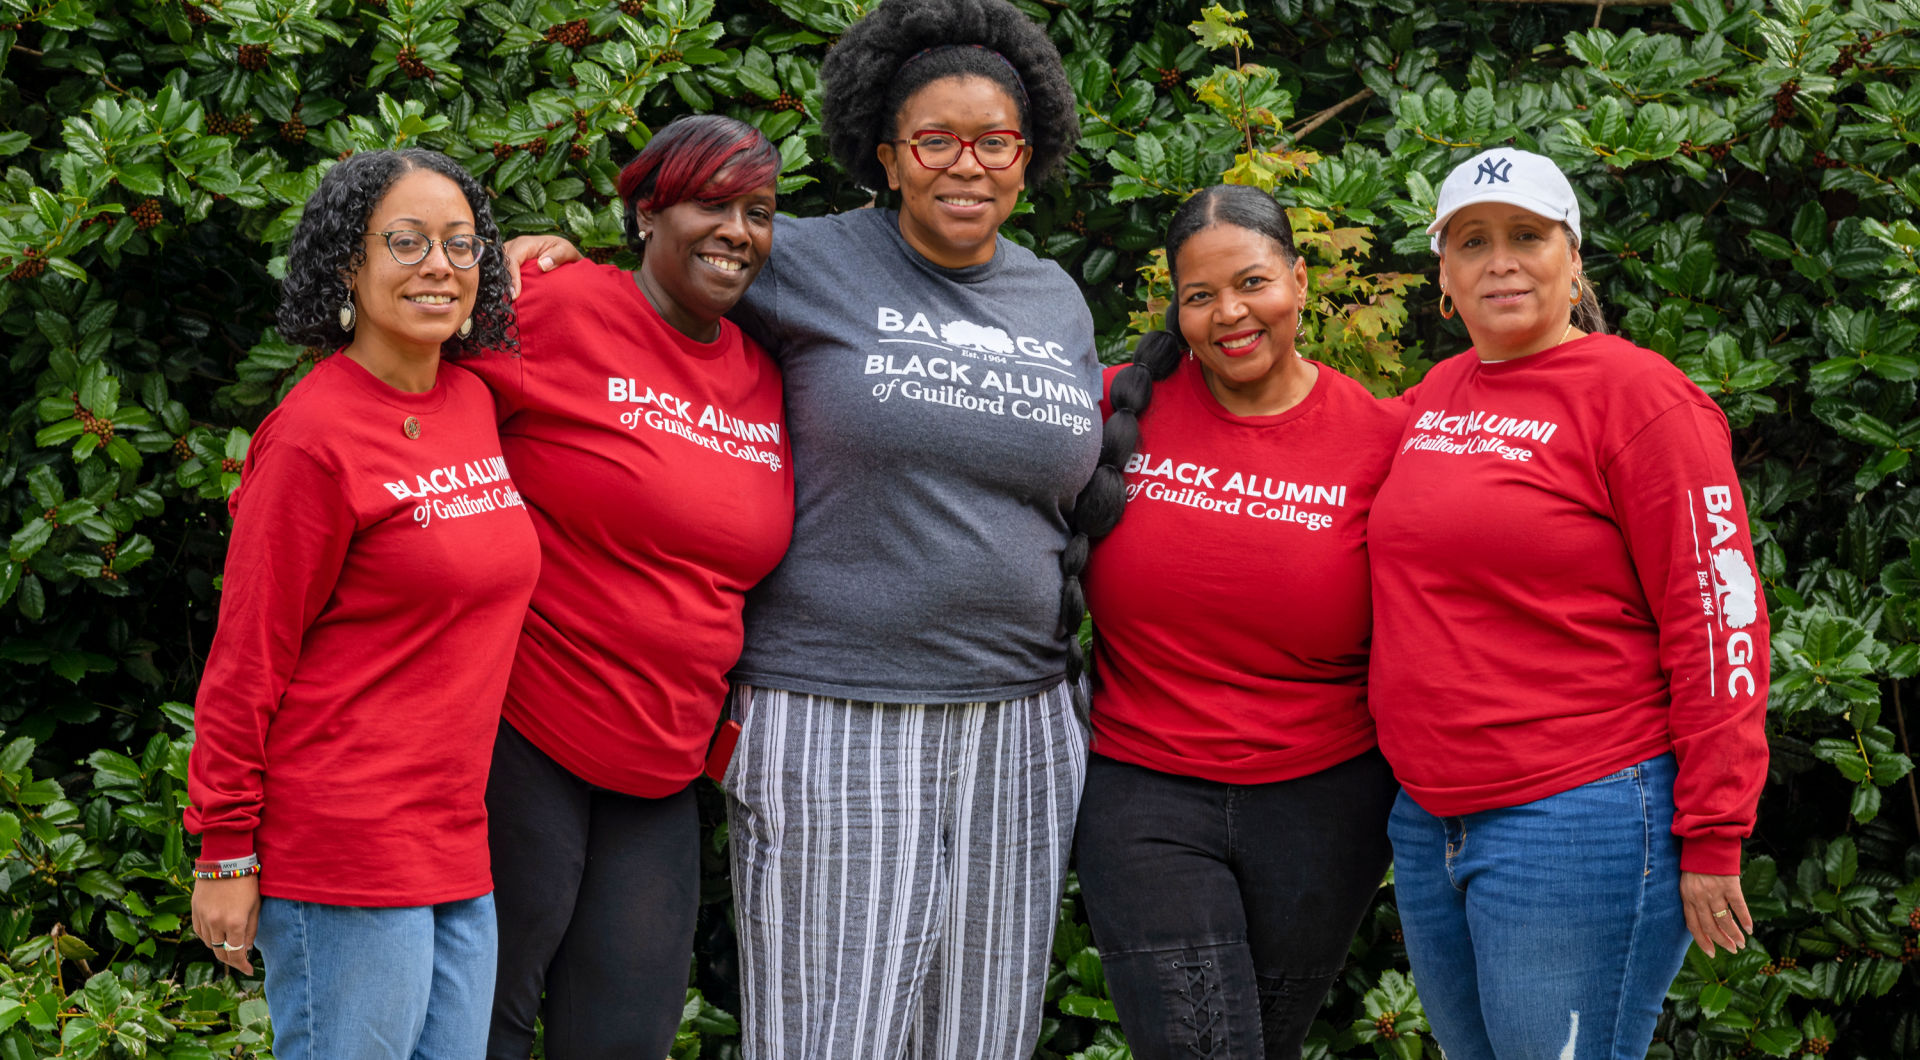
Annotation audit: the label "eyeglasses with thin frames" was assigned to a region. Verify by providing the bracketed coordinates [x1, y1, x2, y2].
[892, 129, 1028, 171]
[363, 230, 490, 269]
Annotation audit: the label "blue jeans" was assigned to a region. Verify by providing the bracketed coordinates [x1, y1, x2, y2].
[254, 893, 496, 1060]
[1387, 754, 1691, 1060]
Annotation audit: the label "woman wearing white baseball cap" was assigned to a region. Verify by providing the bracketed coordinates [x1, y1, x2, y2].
[1366, 147, 1772, 1059]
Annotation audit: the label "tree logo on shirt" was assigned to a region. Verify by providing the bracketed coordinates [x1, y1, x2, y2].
[1711, 548, 1759, 629]
[938, 320, 1015, 354]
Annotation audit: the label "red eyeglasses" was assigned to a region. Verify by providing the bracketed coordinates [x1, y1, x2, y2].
[893, 129, 1028, 170]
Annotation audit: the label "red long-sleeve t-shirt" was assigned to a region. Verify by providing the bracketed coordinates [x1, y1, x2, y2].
[1368, 334, 1769, 874]
[185, 354, 541, 906]
[462, 263, 793, 796]
[1085, 359, 1406, 784]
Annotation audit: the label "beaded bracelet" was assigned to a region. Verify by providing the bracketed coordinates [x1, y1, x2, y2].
[192, 854, 261, 880]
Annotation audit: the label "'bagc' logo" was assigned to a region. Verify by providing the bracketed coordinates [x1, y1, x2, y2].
[1475, 156, 1514, 184]
[876, 306, 1076, 372]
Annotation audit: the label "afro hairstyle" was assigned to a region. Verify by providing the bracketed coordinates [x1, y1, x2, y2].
[819, 0, 1078, 192]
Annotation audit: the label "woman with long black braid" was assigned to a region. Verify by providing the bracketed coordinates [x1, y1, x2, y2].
[1076, 185, 1405, 1059]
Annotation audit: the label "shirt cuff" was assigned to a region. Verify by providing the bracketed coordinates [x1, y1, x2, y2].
[197, 830, 256, 863]
[1680, 833, 1743, 876]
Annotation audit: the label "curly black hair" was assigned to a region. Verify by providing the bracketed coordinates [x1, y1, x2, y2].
[819, 0, 1078, 191]
[277, 149, 513, 357]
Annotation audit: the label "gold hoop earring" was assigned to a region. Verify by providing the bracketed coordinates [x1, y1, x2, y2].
[1570, 275, 1585, 306]
[1438, 291, 1455, 320]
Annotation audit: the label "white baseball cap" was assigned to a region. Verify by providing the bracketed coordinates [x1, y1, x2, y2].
[1427, 148, 1581, 253]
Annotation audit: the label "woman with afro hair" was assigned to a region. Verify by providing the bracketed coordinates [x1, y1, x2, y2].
[187, 148, 541, 1059]
[510, 0, 1109, 1056]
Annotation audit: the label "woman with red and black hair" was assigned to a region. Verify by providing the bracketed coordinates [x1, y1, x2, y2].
[465, 114, 793, 1060]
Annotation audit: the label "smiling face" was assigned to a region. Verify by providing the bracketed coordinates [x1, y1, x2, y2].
[348, 168, 479, 361]
[1175, 223, 1314, 416]
[877, 75, 1029, 270]
[635, 174, 776, 341]
[1439, 201, 1582, 362]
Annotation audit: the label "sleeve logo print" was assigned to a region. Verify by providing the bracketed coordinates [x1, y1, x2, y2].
[1691, 484, 1761, 699]
[864, 305, 1096, 436]
[606, 376, 784, 472]
[380, 455, 527, 529]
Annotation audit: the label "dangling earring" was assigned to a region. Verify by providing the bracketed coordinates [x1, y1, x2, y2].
[457, 317, 473, 339]
[1569, 275, 1585, 306]
[338, 292, 356, 332]
[1438, 291, 1455, 320]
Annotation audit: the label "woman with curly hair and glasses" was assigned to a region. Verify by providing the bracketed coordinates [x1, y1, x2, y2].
[508, 0, 1111, 1055]
[186, 148, 540, 1060]
[464, 114, 793, 1060]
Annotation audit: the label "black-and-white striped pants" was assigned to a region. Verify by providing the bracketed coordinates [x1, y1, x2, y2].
[723, 682, 1087, 1060]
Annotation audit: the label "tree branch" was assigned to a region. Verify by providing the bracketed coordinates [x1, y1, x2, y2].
[1289, 88, 1375, 142]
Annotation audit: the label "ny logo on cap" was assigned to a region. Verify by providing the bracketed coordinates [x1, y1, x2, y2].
[1474, 157, 1514, 184]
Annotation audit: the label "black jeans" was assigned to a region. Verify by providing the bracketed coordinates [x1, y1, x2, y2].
[1074, 750, 1397, 1060]
[484, 720, 698, 1060]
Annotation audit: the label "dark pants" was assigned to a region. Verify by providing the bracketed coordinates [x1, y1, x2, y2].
[1074, 750, 1397, 1060]
[484, 720, 698, 1060]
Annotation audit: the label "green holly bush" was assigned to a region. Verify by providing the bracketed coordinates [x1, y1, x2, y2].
[3, 0, 1918, 1056]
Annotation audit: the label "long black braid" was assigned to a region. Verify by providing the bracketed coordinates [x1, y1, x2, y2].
[1059, 185, 1304, 705]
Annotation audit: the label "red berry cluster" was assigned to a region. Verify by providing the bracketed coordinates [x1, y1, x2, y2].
[656, 49, 682, 63]
[172, 437, 193, 459]
[1769, 80, 1799, 129]
[1156, 67, 1181, 90]
[569, 142, 590, 161]
[236, 42, 271, 71]
[767, 91, 805, 113]
[1374, 1012, 1400, 1040]
[619, 0, 644, 14]
[2, 19, 27, 30]
[183, 3, 209, 24]
[79, 213, 111, 230]
[131, 198, 164, 231]
[1908, 906, 1920, 930]
[1806, 1037, 1831, 1055]
[490, 141, 514, 160]
[586, 247, 619, 264]
[396, 45, 431, 79]
[6, 248, 46, 282]
[220, 457, 243, 473]
[280, 107, 308, 143]
[526, 136, 549, 158]
[1829, 34, 1876, 77]
[1811, 151, 1846, 170]
[542, 19, 592, 50]
[1901, 936, 1918, 964]
[73, 393, 116, 439]
[42, 508, 58, 525]
[1834, 944, 1853, 963]
[207, 112, 255, 136]
[101, 541, 118, 562]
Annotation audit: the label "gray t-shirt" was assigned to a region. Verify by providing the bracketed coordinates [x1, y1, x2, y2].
[728, 209, 1101, 702]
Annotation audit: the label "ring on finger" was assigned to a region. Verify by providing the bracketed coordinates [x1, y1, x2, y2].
[218, 941, 245, 951]
[1711, 909, 1732, 919]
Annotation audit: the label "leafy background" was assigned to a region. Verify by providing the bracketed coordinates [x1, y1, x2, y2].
[2, 0, 1919, 1056]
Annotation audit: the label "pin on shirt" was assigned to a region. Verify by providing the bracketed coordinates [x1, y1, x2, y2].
[403, 416, 421, 440]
